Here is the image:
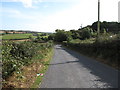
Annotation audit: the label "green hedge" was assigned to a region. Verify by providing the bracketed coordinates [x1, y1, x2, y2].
[2, 41, 53, 79]
[63, 39, 120, 69]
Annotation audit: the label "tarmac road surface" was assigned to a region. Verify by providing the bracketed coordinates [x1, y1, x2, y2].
[40, 45, 119, 88]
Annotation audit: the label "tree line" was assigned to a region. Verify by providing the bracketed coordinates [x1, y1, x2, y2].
[48, 21, 120, 42]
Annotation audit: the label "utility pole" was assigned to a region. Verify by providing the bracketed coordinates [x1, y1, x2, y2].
[118, 1, 120, 34]
[97, 0, 100, 36]
[80, 24, 82, 29]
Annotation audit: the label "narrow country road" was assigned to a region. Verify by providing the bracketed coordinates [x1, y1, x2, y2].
[40, 45, 119, 88]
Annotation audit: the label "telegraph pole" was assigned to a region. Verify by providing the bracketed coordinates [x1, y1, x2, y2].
[97, 0, 100, 36]
[80, 24, 82, 29]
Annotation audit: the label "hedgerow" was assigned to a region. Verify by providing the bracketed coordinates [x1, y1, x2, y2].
[2, 41, 53, 79]
[63, 34, 120, 69]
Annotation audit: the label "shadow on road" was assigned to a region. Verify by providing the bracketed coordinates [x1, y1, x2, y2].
[45, 60, 79, 65]
[51, 45, 119, 88]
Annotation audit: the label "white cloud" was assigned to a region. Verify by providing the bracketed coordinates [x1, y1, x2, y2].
[1, 0, 34, 8]
[28, 0, 95, 32]
[33, 0, 42, 3]
[1, 8, 36, 20]
[1, 0, 119, 32]
[0, 0, 81, 8]
[2, 8, 21, 15]
[24, 0, 119, 32]
[20, 0, 32, 8]
[43, 5, 49, 8]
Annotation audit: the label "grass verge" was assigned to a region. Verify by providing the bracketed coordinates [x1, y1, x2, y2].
[31, 48, 54, 88]
[2, 42, 54, 88]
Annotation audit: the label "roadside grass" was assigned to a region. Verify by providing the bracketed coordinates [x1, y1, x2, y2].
[2, 33, 34, 40]
[70, 38, 95, 44]
[0, 45, 1, 50]
[2, 42, 54, 88]
[31, 48, 54, 88]
[0, 36, 2, 39]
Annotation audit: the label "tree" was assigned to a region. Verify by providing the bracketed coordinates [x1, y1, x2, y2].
[48, 34, 55, 40]
[91, 21, 119, 34]
[54, 30, 67, 42]
[82, 30, 91, 39]
[78, 28, 92, 40]
[66, 31, 73, 42]
[70, 30, 80, 39]
[54, 30, 72, 42]
[5, 31, 9, 34]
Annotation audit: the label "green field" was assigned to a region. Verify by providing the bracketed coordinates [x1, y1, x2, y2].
[0, 36, 2, 40]
[2, 33, 34, 40]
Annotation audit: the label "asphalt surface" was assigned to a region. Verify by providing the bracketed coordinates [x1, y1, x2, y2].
[40, 45, 119, 88]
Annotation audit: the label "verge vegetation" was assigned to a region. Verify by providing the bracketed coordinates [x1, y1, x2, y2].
[2, 40, 53, 88]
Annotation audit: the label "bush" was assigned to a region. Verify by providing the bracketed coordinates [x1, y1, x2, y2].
[63, 37, 120, 69]
[2, 41, 53, 79]
[54, 31, 68, 42]
[81, 29, 91, 39]
[48, 34, 54, 40]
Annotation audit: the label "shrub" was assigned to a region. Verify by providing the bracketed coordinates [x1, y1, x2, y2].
[81, 29, 91, 39]
[48, 34, 55, 40]
[54, 31, 68, 42]
[2, 41, 53, 79]
[63, 37, 120, 69]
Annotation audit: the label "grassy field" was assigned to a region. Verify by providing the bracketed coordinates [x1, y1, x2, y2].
[2, 33, 34, 40]
[1, 33, 49, 40]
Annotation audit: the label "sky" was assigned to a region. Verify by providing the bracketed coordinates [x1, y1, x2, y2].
[0, 0, 119, 32]
[118, 1, 120, 22]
